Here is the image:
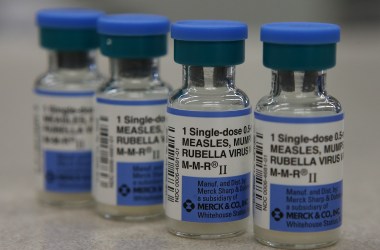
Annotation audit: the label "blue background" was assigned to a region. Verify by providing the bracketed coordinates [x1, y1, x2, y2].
[270, 181, 342, 232]
[117, 161, 163, 206]
[182, 173, 250, 223]
[44, 150, 91, 192]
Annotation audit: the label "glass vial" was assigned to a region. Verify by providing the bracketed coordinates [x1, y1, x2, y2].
[93, 14, 171, 220]
[166, 21, 252, 238]
[253, 22, 343, 249]
[34, 9, 104, 207]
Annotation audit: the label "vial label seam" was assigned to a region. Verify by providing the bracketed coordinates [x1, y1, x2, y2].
[93, 98, 167, 206]
[165, 107, 252, 223]
[34, 90, 94, 192]
[253, 112, 344, 232]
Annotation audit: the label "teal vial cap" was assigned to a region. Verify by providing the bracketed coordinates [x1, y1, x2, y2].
[171, 20, 248, 66]
[261, 22, 340, 70]
[97, 14, 170, 58]
[36, 8, 104, 51]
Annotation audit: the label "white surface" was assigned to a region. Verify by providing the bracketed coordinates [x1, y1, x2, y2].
[0, 25, 380, 249]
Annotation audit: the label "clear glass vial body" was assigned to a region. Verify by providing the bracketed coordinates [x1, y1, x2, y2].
[254, 70, 342, 249]
[35, 50, 104, 207]
[166, 65, 250, 238]
[94, 58, 171, 220]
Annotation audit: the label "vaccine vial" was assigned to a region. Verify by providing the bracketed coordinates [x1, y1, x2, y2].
[253, 23, 343, 248]
[34, 9, 104, 206]
[93, 14, 171, 220]
[166, 21, 252, 238]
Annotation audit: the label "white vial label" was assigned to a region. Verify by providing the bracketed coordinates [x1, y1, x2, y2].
[254, 112, 344, 232]
[165, 107, 252, 223]
[93, 98, 167, 206]
[34, 89, 94, 192]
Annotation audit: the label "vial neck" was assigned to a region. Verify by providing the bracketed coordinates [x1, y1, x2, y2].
[48, 50, 97, 72]
[184, 66, 235, 92]
[272, 70, 327, 97]
[110, 58, 159, 86]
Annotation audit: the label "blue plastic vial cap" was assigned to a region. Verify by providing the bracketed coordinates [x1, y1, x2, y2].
[97, 14, 170, 36]
[36, 8, 104, 29]
[171, 20, 248, 41]
[261, 22, 340, 45]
